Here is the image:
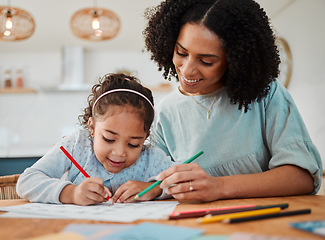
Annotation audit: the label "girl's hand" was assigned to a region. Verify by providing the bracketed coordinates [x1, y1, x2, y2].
[112, 180, 162, 203]
[60, 177, 111, 206]
[156, 163, 219, 202]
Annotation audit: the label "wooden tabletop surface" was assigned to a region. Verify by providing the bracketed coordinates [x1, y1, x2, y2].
[1, 195, 325, 239]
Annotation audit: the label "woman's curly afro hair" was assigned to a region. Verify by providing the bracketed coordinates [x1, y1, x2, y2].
[143, 0, 280, 112]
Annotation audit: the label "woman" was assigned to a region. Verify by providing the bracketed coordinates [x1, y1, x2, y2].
[143, 0, 322, 202]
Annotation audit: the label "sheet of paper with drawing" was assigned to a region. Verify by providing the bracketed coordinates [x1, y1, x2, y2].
[0, 201, 179, 222]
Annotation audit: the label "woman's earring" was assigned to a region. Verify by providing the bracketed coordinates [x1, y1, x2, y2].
[167, 68, 172, 81]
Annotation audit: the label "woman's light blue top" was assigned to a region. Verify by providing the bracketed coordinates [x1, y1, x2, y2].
[151, 81, 322, 194]
[16, 128, 173, 203]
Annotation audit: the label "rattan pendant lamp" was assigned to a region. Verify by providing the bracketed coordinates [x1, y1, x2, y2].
[0, 0, 35, 41]
[70, 0, 120, 41]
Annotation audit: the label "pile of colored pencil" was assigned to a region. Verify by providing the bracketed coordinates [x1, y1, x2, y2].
[169, 203, 311, 224]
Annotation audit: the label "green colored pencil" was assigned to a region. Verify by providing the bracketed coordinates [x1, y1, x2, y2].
[132, 150, 204, 201]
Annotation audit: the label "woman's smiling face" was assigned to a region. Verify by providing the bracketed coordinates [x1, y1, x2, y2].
[172, 23, 228, 95]
[89, 105, 147, 173]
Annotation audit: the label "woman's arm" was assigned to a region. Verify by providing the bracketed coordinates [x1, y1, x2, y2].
[157, 163, 314, 202]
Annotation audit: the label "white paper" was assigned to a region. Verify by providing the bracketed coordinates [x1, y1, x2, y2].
[0, 201, 179, 222]
[229, 232, 310, 240]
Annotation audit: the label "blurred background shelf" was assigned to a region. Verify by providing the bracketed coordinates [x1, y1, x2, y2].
[0, 88, 37, 94]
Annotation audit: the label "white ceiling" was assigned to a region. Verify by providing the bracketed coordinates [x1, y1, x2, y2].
[0, 0, 293, 53]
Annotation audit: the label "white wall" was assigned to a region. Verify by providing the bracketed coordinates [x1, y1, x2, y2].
[268, 0, 325, 166]
[0, 0, 168, 157]
[0, 0, 324, 166]
[0, 50, 166, 89]
[0, 50, 167, 157]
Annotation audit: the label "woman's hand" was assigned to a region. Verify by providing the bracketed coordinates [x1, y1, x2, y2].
[156, 164, 315, 202]
[156, 163, 220, 202]
[59, 177, 111, 206]
[112, 180, 163, 203]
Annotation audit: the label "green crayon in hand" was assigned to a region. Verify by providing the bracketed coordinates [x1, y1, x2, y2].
[132, 150, 204, 201]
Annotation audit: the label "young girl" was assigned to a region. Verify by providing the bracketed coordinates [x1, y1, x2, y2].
[16, 73, 173, 205]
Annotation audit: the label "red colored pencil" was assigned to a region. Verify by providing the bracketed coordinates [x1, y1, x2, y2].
[60, 146, 110, 201]
[169, 203, 289, 220]
[169, 205, 255, 219]
[60, 146, 90, 178]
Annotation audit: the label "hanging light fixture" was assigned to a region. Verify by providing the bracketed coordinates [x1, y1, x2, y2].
[0, 0, 35, 41]
[70, 0, 120, 41]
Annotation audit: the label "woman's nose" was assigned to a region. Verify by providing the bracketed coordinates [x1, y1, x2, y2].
[180, 57, 197, 77]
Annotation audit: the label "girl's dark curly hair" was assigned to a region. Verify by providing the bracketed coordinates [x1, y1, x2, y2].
[143, 0, 280, 112]
[79, 73, 154, 133]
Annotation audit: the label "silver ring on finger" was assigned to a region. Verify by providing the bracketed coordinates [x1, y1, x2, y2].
[189, 181, 194, 192]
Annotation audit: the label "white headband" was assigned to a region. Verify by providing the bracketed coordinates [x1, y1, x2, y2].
[92, 88, 154, 115]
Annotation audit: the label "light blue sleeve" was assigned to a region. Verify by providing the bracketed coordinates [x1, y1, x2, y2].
[265, 82, 323, 194]
[134, 146, 174, 186]
[107, 145, 174, 200]
[150, 90, 181, 161]
[139, 146, 175, 200]
[16, 132, 78, 204]
[150, 121, 171, 159]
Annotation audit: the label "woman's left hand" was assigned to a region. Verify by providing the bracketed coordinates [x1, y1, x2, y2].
[112, 180, 162, 204]
[156, 163, 219, 202]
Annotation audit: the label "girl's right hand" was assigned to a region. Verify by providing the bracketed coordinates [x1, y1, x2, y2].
[60, 177, 111, 206]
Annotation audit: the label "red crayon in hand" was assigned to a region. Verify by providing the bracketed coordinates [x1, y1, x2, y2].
[60, 146, 110, 202]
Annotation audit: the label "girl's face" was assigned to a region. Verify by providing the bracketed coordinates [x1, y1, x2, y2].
[172, 23, 228, 95]
[88, 105, 147, 173]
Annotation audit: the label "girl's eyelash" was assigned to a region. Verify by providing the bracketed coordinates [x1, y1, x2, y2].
[103, 136, 140, 148]
[128, 143, 140, 148]
[103, 137, 114, 143]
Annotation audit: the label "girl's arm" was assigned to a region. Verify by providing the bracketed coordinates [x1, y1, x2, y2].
[16, 132, 80, 204]
[16, 145, 73, 204]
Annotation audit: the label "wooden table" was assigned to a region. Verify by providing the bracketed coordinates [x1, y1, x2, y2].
[1, 195, 325, 239]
